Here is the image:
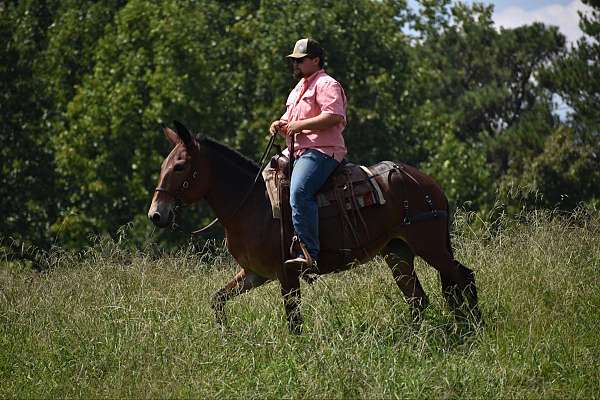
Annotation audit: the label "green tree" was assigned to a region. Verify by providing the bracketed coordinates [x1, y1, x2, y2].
[508, 127, 600, 210]
[407, 0, 565, 210]
[533, 0, 600, 208]
[544, 0, 600, 132]
[1, 1, 59, 249]
[52, 0, 212, 245]
[1, 0, 130, 252]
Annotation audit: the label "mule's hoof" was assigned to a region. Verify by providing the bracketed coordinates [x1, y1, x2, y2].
[409, 310, 425, 328]
[287, 316, 304, 335]
[288, 323, 303, 335]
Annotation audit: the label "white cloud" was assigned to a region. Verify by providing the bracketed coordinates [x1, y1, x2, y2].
[493, 0, 592, 44]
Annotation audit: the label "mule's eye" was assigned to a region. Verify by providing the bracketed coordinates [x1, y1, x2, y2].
[174, 163, 185, 172]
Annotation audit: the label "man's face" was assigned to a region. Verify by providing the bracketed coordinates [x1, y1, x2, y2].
[291, 56, 320, 80]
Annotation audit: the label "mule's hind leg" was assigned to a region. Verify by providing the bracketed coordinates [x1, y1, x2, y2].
[455, 262, 482, 324]
[383, 239, 429, 322]
[439, 266, 462, 316]
[420, 250, 481, 327]
[212, 268, 269, 327]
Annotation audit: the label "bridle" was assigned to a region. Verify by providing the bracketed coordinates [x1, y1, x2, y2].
[154, 170, 200, 206]
[154, 134, 276, 236]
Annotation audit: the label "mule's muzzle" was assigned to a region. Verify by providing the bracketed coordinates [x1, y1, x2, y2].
[148, 208, 173, 228]
[151, 212, 162, 225]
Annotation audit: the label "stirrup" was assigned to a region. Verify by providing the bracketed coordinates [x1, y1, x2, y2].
[284, 256, 316, 269]
[286, 236, 316, 269]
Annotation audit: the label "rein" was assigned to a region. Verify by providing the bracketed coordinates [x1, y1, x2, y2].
[156, 134, 277, 236]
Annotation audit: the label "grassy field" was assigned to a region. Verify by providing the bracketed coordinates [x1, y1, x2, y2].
[1, 209, 599, 398]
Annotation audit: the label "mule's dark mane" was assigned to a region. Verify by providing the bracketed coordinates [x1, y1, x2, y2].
[197, 136, 260, 174]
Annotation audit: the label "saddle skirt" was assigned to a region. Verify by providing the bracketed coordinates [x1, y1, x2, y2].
[315, 164, 386, 218]
[262, 155, 386, 220]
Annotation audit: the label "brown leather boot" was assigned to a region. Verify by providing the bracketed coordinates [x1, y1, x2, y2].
[284, 254, 316, 269]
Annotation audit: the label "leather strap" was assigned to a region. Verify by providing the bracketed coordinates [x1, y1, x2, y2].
[156, 135, 276, 237]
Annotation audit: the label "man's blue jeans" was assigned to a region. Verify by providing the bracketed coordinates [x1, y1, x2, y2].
[290, 149, 340, 260]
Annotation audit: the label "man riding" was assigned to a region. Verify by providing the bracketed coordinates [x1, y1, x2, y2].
[269, 38, 348, 269]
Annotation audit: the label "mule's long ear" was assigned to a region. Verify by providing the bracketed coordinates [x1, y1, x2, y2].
[173, 120, 193, 146]
[164, 126, 180, 146]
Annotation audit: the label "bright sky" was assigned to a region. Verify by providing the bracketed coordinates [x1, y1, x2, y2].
[409, 0, 590, 44]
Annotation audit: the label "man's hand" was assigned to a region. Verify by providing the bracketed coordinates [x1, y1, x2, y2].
[269, 120, 287, 136]
[286, 120, 305, 136]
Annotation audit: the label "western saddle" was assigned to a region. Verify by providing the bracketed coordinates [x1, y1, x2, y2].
[263, 153, 387, 264]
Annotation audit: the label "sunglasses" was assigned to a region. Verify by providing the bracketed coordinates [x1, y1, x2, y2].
[292, 57, 308, 64]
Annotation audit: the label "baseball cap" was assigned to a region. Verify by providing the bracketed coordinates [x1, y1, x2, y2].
[286, 38, 324, 59]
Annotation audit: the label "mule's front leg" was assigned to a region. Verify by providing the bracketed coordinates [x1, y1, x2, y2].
[279, 270, 303, 334]
[212, 268, 269, 327]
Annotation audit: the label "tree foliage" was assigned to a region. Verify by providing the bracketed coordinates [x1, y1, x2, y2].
[407, 1, 566, 208]
[1, 1, 59, 247]
[535, 0, 600, 209]
[544, 0, 600, 132]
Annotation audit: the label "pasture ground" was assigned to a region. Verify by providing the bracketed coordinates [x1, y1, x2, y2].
[1, 209, 599, 398]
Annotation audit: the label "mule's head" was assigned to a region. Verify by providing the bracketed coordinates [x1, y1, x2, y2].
[148, 121, 210, 228]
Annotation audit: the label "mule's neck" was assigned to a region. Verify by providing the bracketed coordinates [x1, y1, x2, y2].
[201, 149, 268, 229]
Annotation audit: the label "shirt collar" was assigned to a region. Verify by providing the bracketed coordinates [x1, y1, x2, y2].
[301, 69, 324, 87]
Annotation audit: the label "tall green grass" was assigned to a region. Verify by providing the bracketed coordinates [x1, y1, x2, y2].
[1, 209, 599, 398]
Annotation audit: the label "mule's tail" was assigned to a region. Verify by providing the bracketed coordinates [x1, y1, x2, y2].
[444, 195, 455, 259]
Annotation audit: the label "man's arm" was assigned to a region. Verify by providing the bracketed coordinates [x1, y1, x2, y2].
[286, 113, 344, 135]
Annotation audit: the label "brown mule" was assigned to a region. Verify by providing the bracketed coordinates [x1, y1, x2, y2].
[148, 121, 482, 334]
